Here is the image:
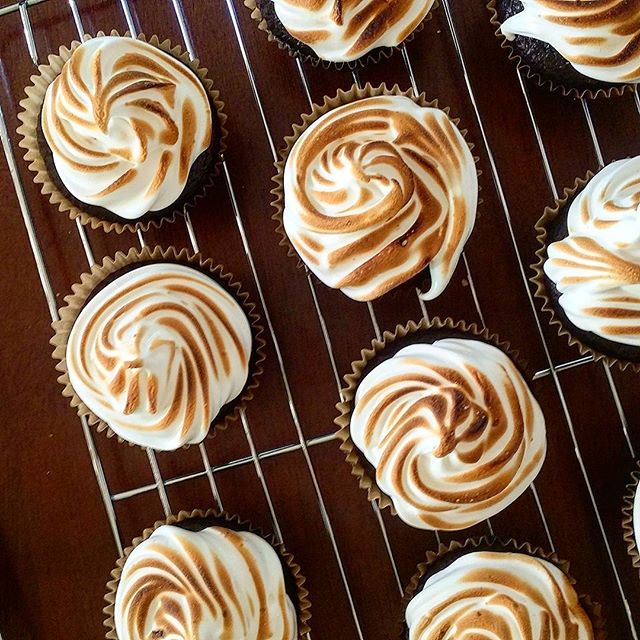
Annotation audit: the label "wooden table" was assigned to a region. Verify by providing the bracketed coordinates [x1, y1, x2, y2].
[0, 1, 638, 638]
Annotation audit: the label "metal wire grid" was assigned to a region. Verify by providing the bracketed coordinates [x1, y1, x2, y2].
[0, 0, 636, 637]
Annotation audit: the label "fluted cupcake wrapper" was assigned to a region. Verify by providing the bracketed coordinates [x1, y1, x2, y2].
[271, 82, 481, 302]
[486, 0, 633, 100]
[530, 170, 640, 372]
[334, 316, 528, 525]
[243, 0, 437, 70]
[622, 461, 640, 577]
[16, 30, 228, 234]
[103, 508, 312, 639]
[50, 245, 266, 450]
[399, 536, 606, 639]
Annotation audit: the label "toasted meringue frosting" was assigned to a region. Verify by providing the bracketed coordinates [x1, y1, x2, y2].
[406, 551, 594, 640]
[272, 0, 436, 62]
[635, 479, 640, 553]
[282, 95, 478, 302]
[500, 0, 640, 84]
[350, 338, 546, 530]
[66, 263, 252, 450]
[115, 524, 297, 640]
[42, 36, 212, 219]
[544, 157, 640, 347]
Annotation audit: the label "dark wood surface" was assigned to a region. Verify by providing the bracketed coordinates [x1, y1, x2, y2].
[0, 1, 639, 638]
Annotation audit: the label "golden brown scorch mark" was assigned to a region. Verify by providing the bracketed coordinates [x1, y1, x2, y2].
[42, 38, 212, 198]
[287, 96, 473, 300]
[69, 269, 249, 436]
[354, 352, 541, 530]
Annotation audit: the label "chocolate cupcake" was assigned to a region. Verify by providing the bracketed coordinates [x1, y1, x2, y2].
[336, 318, 547, 531]
[104, 509, 311, 639]
[246, 0, 438, 68]
[273, 84, 479, 302]
[622, 462, 640, 575]
[402, 537, 604, 639]
[17, 33, 227, 233]
[488, 0, 638, 99]
[532, 157, 640, 370]
[51, 247, 265, 450]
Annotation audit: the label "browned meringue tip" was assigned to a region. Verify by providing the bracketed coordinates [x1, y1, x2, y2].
[243, 0, 438, 70]
[486, 0, 633, 101]
[399, 536, 606, 640]
[16, 30, 228, 235]
[271, 82, 481, 290]
[530, 170, 640, 373]
[334, 316, 527, 523]
[103, 508, 312, 639]
[622, 461, 640, 576]
[50, 245, 266, 450]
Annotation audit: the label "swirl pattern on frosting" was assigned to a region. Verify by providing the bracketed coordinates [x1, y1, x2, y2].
[272, 0, 436, 62]
[500, 0, 640, 84]
[282, 95, 478, 301]
[115, 524, 297, 640]
[406, 551, 594, 640]
[350, 339, 546, 530]
[66, 263, 252, 450]
[544, 156, 640, 347]
[42, 36, 212, 219]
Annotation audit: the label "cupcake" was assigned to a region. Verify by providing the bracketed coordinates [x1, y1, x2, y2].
[17, 33, 226, 233]
[336, 318, 547, 531]
[246, 0, 438, 67]
[104, 509, 311, 639]
[489, 0, 639, 98]
[403, 539, 601, 639]
[622, 462, 640, 574]
[274, 85, 478, 302]
[51, 247, 264, 450]
[532, 156, 640, 369]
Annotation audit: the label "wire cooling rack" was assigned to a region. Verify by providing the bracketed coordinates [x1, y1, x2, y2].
[0, 1, 639, 638]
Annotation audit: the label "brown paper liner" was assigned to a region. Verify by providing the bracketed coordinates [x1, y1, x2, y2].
[16, 31, 228, 234]
[50, 246, 265, 449]
[271, 82, 481, 300]
[243, 0, 438, 70]
[399, 536, 606, 639]
[334, 316, 530, 523]
[487, 0, 633, 100]
[622, 461, 640, 576]
[530, 171, 640, 372]
[103, 508, 311, 638]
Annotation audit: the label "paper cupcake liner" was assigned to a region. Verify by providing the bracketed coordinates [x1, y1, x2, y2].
[399, 536, 606, 639]
[243, 0, 438, 70]
[271, 82, 481, 300]
[622, 461, 640, 576]
[50, 245, 265, 449]
[17, 30, 228, 234]
[334, 316, 528, 521]
[486, 0, 633, 100]
[530, 171, 640, 372]
[103, 508, 311, 638]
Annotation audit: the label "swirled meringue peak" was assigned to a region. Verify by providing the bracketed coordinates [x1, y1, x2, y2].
[406, 551, 594, 640]
[41, 36, 212, 219]
[544, 157, 640, 348]
[115, 523, 298, 640]
[66, 263, 252, 450]
[282, 95, 478, 302]
[350, 338, 546, 530]
[500, 0, 640, 84]
[272, 0, 436, 62]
